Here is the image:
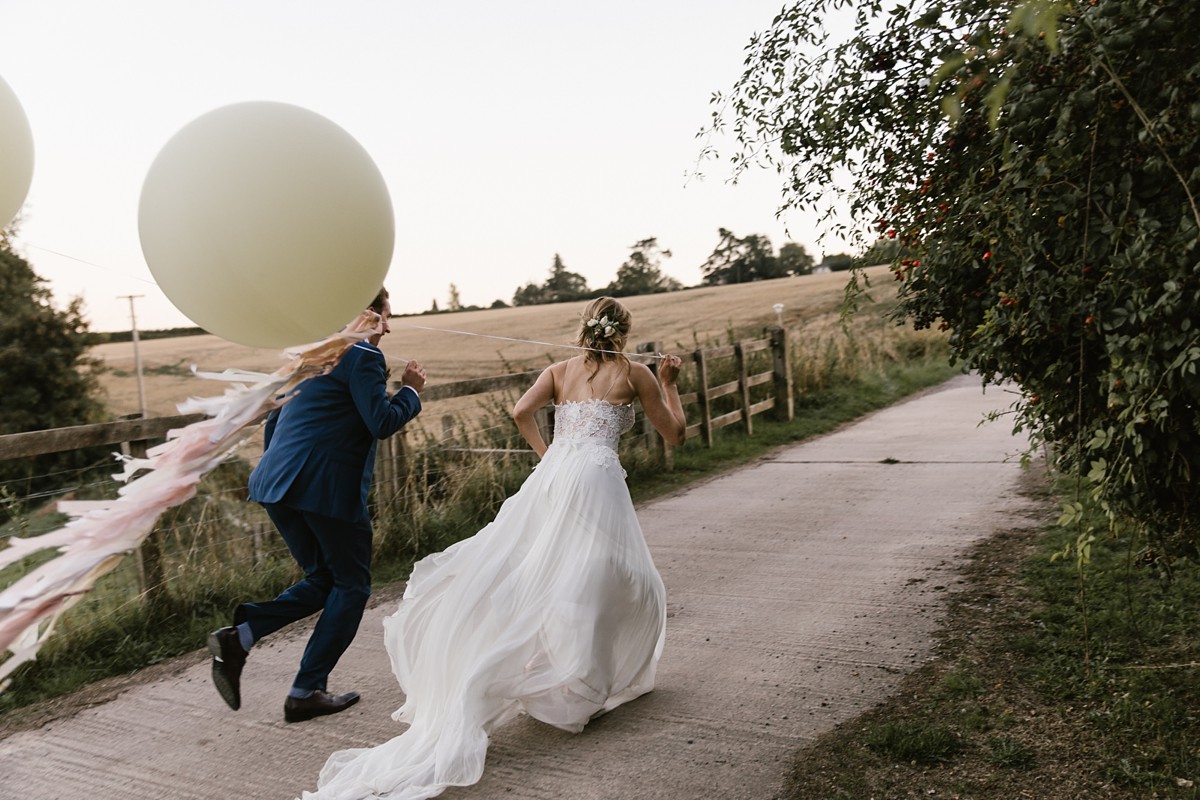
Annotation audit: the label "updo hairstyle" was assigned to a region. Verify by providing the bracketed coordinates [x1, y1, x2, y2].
[575, 296, 631, 367]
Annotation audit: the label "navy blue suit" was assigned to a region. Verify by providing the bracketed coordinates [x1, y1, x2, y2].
[240, 341, 421, 693]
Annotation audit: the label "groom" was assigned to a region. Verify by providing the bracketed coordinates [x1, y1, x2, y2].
[208, 288, 426, 722]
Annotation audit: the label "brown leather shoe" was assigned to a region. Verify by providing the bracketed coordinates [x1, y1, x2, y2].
[284, 690, 361, 723]
[207, 627, 247, 711]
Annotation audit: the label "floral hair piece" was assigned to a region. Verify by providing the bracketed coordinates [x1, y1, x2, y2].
[585, 315, 616, 339]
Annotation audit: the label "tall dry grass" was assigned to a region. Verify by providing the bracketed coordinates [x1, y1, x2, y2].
[789, 298, 947, 395]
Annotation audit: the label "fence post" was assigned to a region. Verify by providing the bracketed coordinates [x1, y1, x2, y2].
[535, 405, 553, 445]
[377, 428, 412, 514]
[377, 435, 396, 512]
[387, 433, 401, 502]
[770, 327, 794, 422]
[393, 429, 410, 490]
[369, 428, 410, 516]
[128, 438, 167, 607]
[694, 348, 712, 448]
[637, 341, 671, 469]
[253, 521, 266, 567]
[376, 435, 390, 511]
[735, 341, 753, 436]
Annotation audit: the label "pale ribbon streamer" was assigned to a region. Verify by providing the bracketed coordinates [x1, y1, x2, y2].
[0, 311, 385, 690]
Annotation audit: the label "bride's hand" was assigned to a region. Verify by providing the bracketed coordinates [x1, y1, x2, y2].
[658, 354, 682, 385]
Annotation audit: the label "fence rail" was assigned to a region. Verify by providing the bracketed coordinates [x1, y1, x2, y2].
[0, 413, 206, 461]
[1, 327, 792, 485]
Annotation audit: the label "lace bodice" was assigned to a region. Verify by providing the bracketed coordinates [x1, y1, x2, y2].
[552, 400, 636, 450]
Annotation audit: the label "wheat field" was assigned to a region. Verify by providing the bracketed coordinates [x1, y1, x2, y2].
[90, 266, 896, 423]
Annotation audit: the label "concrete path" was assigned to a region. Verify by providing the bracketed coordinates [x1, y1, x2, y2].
[0, 374, 1038, 800]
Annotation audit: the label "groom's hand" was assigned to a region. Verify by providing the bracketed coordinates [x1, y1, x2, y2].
[401, 360, 427, 392]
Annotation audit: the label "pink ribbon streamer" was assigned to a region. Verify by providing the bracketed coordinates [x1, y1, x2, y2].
[0, 312, 384, 690]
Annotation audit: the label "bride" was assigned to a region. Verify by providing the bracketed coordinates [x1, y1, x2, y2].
[304, 297, 687, 800]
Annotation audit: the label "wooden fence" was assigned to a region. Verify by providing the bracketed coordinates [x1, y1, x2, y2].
[379, 327, 793, 473]
[0, 328, 792, 594]
[0, 327, 792, 485]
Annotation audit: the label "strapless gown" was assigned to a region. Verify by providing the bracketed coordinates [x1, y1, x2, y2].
[303, 400, 667, 799]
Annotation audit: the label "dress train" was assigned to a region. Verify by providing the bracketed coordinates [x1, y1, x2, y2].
[304, 401, 665, 799]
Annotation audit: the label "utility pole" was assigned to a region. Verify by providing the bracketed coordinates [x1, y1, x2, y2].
[119, 294, 147, 418]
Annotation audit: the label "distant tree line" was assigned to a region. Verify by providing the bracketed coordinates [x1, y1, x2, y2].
[90, 327, 208, 345]
[417, 226, 879, 313]
[0, 242, 109, 520]
[496, 231, 859, 309]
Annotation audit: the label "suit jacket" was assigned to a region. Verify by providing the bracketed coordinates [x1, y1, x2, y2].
[248, 341, 422, 523]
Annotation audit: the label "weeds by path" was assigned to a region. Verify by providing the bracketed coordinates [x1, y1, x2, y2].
[784, 469, 1200, 800]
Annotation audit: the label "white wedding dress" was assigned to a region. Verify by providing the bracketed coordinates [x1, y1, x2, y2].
[304, 400, 667, 800]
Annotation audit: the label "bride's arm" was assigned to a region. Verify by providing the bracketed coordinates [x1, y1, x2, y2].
[631, 357, 686, 446]
[513, 365, 557, 458]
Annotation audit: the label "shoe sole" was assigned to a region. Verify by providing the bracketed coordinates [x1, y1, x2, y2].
[284, 694, 361, 723]
[208, 632, 241, 711]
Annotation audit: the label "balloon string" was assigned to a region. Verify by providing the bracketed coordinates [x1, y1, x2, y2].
[25, 243, 160, 285]
[389, 322, 668, 361]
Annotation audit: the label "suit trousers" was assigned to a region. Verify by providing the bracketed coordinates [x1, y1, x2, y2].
[235, 503, 373, 692]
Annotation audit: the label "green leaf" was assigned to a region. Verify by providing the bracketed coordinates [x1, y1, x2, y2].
[941, 93, 963, 124]
[915, 5, 944, 27]
[1057, 501, 1084, 527]
[985, 70, 1015, 130]
[931, 53, 967, 90]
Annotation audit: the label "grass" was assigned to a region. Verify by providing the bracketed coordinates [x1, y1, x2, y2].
[781, 471, 1200, 800]
[864, 721, 961, 764]
[987, 735, 1035, 769]
[628, 358, 959, 503]
[0, 459, 297, 716]
[3, 562, 297, 699]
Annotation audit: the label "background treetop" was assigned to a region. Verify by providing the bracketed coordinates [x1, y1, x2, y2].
[0, 244, 107, 520]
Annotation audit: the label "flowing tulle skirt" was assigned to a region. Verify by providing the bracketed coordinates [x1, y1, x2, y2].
[303, 440, 666, 799]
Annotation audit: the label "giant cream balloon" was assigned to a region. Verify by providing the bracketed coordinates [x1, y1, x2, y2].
[138, 102, 394, 348]
[0, 74, 35, 231]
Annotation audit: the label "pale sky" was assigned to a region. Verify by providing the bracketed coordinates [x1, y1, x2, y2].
[0, 1, 853, 333]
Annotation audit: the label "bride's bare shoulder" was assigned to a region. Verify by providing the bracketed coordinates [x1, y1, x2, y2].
[628, 360, 656, 382]
[544, 358, 575, 376]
